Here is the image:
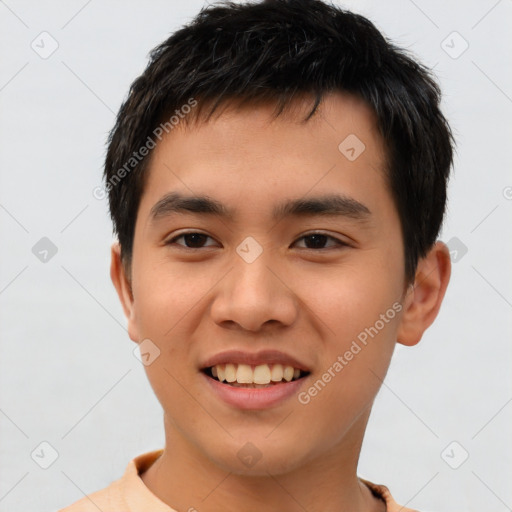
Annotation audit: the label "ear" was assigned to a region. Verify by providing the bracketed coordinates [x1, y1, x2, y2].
[110, 242, 139, 343]
[397, 241, 451, 346]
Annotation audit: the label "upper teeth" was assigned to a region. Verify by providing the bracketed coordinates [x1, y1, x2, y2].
[211, 363, 301, 384]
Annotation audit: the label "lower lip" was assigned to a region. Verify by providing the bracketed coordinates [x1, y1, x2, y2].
[201, 372, 307, 410]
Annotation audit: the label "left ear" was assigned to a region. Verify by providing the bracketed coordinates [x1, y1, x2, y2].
[397, 241, 451, 346]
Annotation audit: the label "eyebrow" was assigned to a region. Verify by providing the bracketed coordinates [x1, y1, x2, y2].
[149, 191, 372, 223]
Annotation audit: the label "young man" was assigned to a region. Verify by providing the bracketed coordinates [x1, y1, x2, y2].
[60, 0, 454, 510]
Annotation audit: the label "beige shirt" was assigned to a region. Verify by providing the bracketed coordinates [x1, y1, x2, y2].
[59, 449, 417, 512]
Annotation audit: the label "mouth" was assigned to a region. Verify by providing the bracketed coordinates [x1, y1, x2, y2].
[202, 363, 310, 388]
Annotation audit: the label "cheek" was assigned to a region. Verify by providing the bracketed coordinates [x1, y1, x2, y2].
[130, 266, 200, 398]
[134, 288, 199, 422]
[297, 256, 402, 342]
[294, 301, 398, 450]
[132, 260, 207, 338]
[294, 256, 402, 409]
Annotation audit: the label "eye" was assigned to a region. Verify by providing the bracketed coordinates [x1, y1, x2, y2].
[165, 232, 219, 249]
[165, 231, 348, 250]
[293, 232, 349, 250]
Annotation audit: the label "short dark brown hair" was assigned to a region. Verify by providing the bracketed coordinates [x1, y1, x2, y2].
[104, 0, 455, 284]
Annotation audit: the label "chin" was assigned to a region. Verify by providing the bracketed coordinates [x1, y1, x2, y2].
[203, 436, 308, 477]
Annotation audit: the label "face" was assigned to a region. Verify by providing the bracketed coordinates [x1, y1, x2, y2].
[114, 92, 414, 476]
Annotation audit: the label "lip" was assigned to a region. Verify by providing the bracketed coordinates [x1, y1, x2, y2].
[201, 371, 308, 410]
[199, 349, 310, 372]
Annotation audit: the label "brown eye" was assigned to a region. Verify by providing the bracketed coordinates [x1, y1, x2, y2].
[166, 232, 217, 249]
[294, 233, 348, 250]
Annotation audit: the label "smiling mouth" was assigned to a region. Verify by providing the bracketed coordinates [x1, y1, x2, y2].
[203, 363, 310, 388]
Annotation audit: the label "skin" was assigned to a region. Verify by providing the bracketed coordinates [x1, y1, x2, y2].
[111, 91, 451, 512]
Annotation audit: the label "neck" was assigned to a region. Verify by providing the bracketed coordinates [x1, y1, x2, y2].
[141, 410, 385, 512]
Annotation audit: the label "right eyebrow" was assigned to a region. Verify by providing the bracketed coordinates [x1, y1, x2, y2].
[149, 192, 234, 222]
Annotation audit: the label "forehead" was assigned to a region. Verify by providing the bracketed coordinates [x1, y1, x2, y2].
[138, 91, 390, 224]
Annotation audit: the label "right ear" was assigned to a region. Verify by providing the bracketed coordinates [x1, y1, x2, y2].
[110, 242, 139, 343]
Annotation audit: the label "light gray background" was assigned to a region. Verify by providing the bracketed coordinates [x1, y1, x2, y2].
[0, 1, 511, 511]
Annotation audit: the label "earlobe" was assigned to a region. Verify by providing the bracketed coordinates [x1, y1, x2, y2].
[397, 241, 451, 346]
[110, 242, 139, 343]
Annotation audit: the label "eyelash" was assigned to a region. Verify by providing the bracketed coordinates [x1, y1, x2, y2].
[165, 231, 350, 251]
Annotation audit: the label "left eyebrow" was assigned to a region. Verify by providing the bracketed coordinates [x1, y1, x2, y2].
[273, 194, 371, 221]
[149, 191, 372, 224]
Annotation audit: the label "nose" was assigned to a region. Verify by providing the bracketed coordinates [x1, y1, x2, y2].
[210, 249, 299, 333]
